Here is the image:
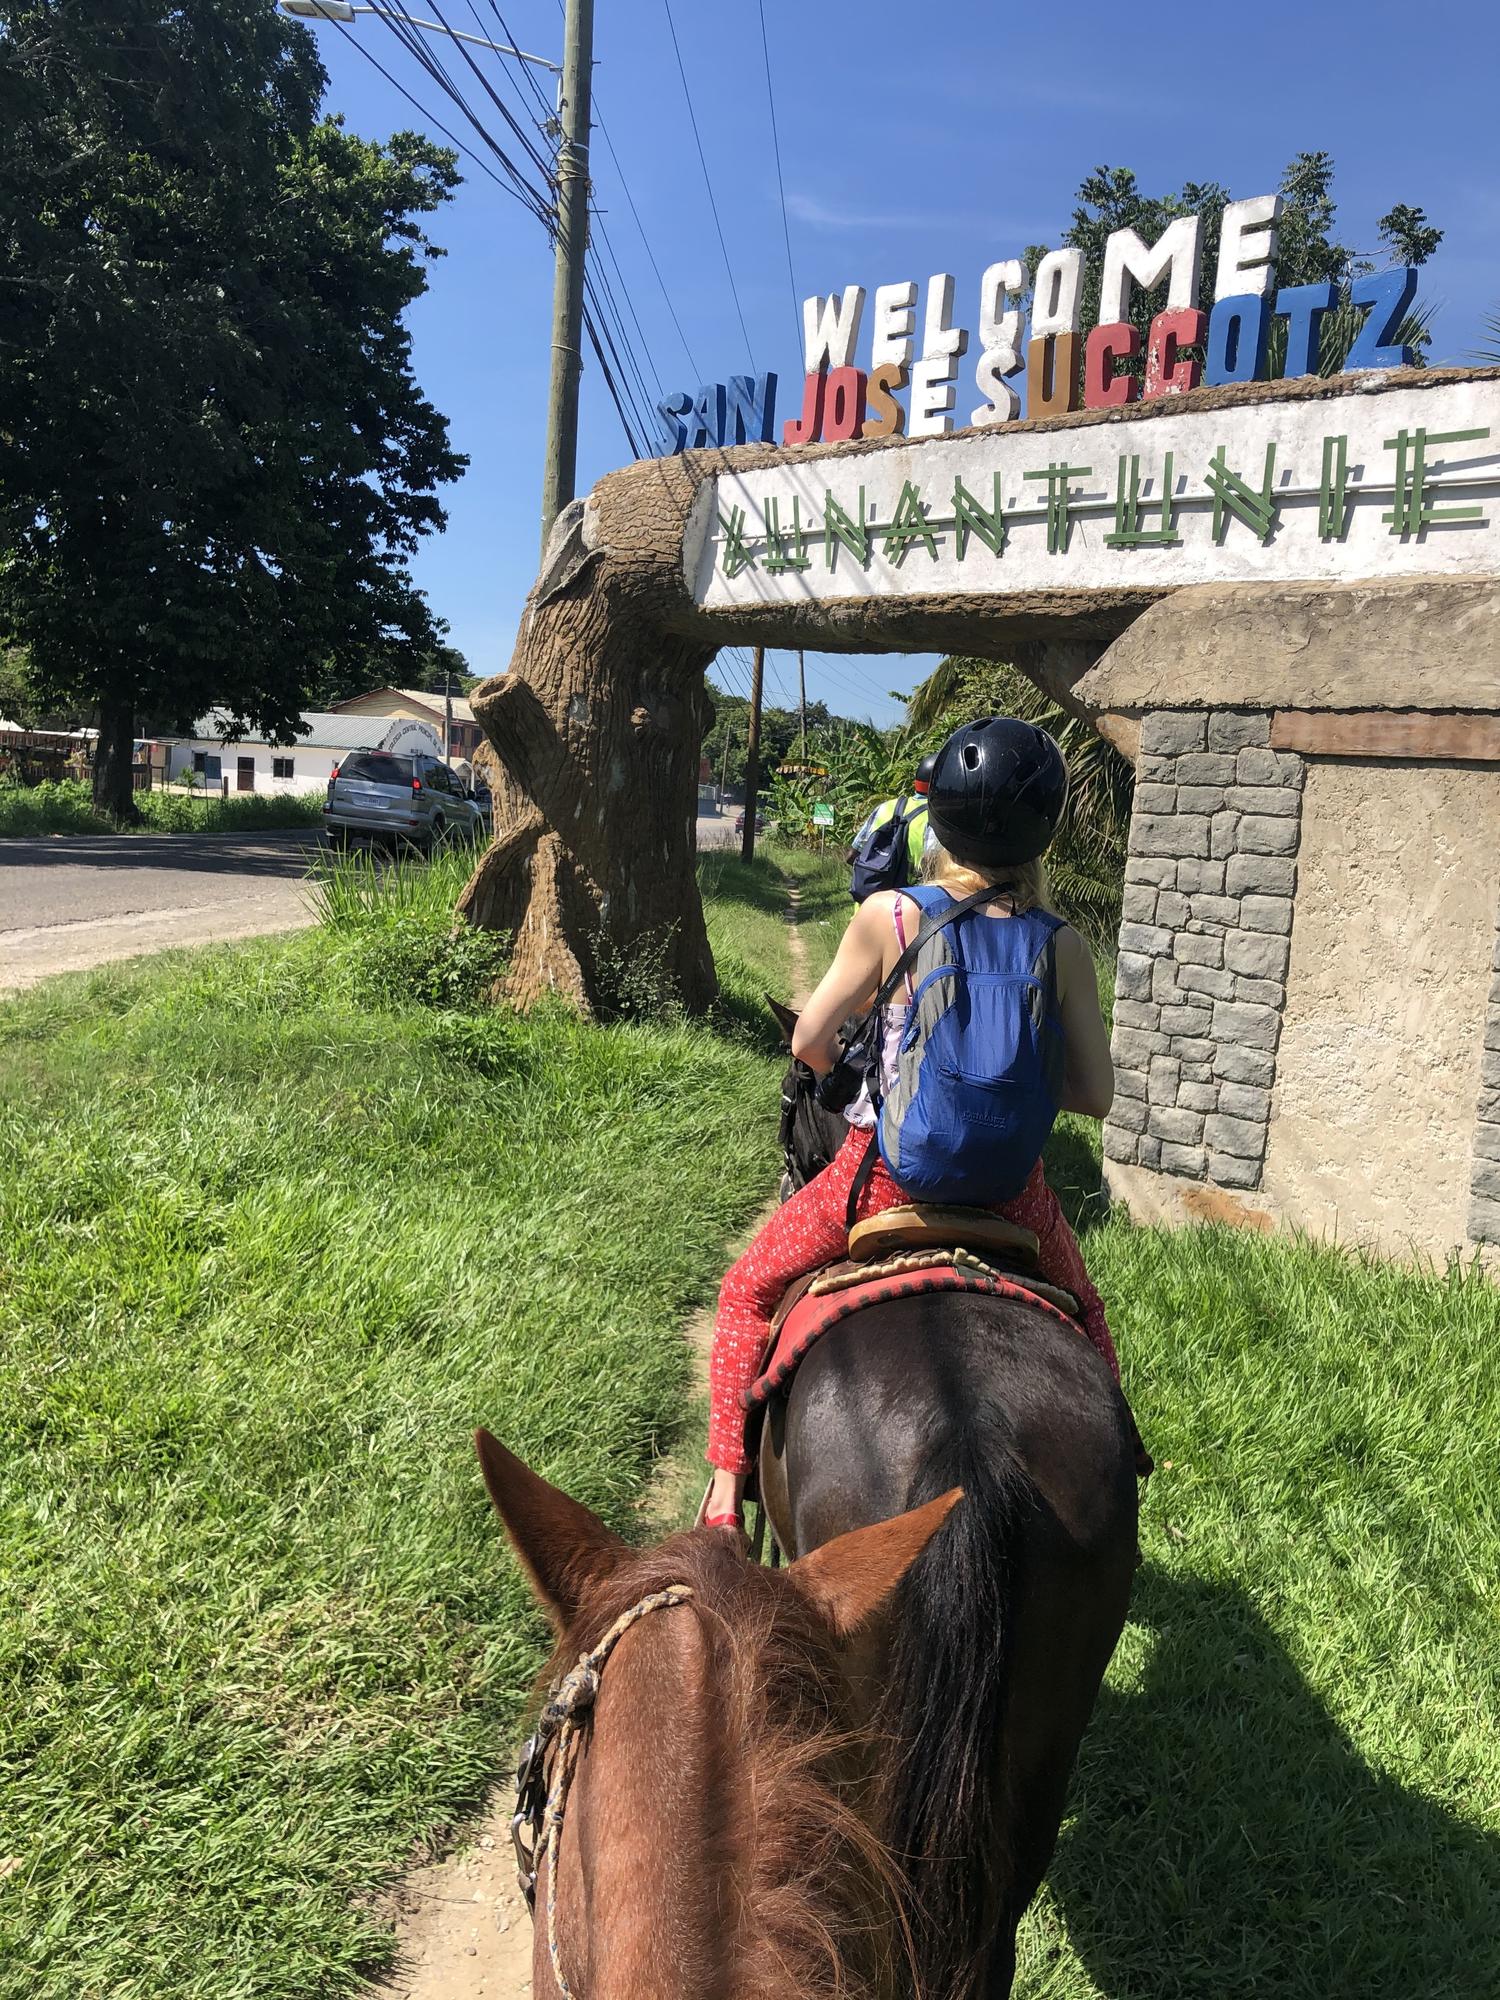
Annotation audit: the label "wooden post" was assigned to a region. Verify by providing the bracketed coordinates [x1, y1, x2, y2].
[741, 646, 765, 863]
[797, 648, 807, 765]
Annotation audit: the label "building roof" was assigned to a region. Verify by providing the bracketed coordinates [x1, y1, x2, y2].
[330, 685, 477, 725]
[186, 710, 429, 751]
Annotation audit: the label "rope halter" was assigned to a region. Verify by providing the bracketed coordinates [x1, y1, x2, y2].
[510, 1584, 696, 1999]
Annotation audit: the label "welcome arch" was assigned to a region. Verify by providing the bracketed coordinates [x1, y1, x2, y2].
[461, 365, 1500, 1262]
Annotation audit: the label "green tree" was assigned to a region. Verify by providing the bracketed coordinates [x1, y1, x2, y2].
[0, 0, 465, 816]
[1027, 151, 1441, 392]
[700, 686, 835, 794]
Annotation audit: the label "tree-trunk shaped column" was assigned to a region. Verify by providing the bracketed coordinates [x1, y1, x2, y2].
[458, 485, 717, 1014]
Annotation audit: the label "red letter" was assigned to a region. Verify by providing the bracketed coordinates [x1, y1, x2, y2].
[782, 371, 825, 446]
[1084, 320, 1140, 408]
[1143, 308, 1207, 399]
[821, 366, 867, 442]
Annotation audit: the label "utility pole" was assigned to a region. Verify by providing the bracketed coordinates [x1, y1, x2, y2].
[797, 649, 808, 765]
[443, 663, 453, 761]
[718, 724, 733, 804]
[741, 647, 765, 863]
[539, 0, 595, 559]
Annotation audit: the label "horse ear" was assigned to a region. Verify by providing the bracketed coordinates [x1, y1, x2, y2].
[787, 1489, 962, 1642]
[765, 995, 800, 1044]
[474, 1429, 630, 1629]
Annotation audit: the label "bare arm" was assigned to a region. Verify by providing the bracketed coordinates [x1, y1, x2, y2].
[790, 894, 893, 1074]
[1055, 925, 1114, 1118]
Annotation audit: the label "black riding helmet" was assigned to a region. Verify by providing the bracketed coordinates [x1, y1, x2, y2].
[912, 751, 938, 795]
[926, 717, 1068, 867]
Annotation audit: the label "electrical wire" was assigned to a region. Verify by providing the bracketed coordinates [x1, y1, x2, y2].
[660, 0, 758, 371]
[756, 0, 802, 360]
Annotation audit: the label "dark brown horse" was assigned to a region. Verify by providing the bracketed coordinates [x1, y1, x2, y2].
[475, 1429, 961, 2000]
[759, 1006, 1139, 1998]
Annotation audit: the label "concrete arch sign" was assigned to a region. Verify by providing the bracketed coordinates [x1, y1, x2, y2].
[458, 366, 1500, 1015]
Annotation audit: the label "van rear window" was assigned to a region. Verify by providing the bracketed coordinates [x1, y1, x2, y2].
[339, 753, 411, 785]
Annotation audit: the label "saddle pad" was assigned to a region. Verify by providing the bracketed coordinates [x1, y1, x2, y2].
[744, 1262, 1086, 1411]
[849, 1203, 1040, 1268]
[809, 1246, 1079, 1319]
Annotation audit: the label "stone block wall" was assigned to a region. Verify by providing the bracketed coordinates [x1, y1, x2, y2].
[1104, 708, 1306, 1191]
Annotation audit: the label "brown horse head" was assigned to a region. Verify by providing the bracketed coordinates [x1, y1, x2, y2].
[476, 1429, 959, 2000]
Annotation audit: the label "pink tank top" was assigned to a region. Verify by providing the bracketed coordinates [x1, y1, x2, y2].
[843, 900, 914, 1130]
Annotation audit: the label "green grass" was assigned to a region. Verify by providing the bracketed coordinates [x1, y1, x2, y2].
[0, 851, 802, 2000]
[2, 858, 1496, 1999]
[0, 778, 324, 837]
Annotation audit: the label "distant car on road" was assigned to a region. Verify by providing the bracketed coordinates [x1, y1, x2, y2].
[323, 750, 486, 851]
[734, 807, 767, 836]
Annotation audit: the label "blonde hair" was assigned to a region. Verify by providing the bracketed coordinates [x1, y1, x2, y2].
[921, 840, 1051, 914]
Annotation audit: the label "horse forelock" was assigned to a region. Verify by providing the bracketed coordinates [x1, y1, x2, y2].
[543, 1530, 911, 2000]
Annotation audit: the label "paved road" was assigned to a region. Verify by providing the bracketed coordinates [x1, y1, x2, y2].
[1, 814, 747, 990]
[0, 830, 326, 991]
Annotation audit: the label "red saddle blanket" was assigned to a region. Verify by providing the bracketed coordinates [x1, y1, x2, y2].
[744, 1261, 1085, 1411]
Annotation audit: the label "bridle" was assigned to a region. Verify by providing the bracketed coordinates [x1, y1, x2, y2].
[511, 1584, 696, 1998]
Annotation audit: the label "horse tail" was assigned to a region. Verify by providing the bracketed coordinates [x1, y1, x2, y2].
[878, 1411, 1032, 1998]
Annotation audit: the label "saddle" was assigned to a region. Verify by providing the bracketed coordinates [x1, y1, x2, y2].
[742, 1204, 1084, 1425]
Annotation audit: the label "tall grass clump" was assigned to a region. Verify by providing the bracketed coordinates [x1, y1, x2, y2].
[0, 777, 324, 837]
[306, 837, 508, 1011]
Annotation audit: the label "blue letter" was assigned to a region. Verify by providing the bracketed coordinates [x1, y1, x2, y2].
[657, 390, 692, 454]
[1205, 293, 1272, 386]
[1345, 266, 1419, 370]
[725, 371, 778, 444]
[688, 383, 727, 449]
[1275, 281, 1337, 379]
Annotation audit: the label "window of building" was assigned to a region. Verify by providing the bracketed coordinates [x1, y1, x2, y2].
[192, 751, 207, 773]
[272, 756, 295, 780]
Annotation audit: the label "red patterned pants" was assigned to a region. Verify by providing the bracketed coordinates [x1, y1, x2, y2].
[706, 1127, 1119, 1473]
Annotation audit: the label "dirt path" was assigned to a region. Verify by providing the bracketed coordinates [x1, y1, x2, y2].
[363, 871, 808, 2000]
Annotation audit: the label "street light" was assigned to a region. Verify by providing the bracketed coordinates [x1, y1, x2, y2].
[279, 0, 557, 68]
[281, 0, 592, 561]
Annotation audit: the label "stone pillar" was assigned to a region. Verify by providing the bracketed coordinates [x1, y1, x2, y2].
[1468, 916, 1500, 1245]
[1104, 708, 1305, 1191]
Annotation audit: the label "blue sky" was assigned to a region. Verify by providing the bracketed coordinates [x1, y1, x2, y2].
[304, 0, 1500, 725]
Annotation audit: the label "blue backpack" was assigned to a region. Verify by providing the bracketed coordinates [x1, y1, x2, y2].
[845, 884, 1065, 1224]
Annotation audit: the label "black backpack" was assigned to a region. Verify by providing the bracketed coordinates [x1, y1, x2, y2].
[850, 796, 919, 902]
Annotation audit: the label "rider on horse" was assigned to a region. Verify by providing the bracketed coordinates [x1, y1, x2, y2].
[703, 715, 1122, 1532]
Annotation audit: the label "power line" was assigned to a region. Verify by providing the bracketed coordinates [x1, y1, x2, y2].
[593, 108, 703, 381]
[756, 0, 801, 360]
[660, 0, 758, 371]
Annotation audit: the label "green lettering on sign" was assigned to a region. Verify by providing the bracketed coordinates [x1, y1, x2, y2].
[1383, 426, 1490, 536]
[1205, 442, 1278, 544]
[883, 480, 940, 566]
[718, 505, 757, 578]
[1022, 460, 1093, 555]
[952, 473, 1006, 559]
[762, 495, 812, 573]
[1104, 452, 1179, 548]
[1318, 434, 1351, 542]
[823, 485, 870, 570]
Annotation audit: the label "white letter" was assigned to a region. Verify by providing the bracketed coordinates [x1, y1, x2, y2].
[869, 281, 916, 370]
[802, 286, 866, 371]
[908, 354, 956, 437]
[920, 273, 969, 364]
[1029, 247, 1084, 338]
[1214, 195, 1283, 302]
[971, 258, 1024, 427]
[1098, 215, 1203, 322]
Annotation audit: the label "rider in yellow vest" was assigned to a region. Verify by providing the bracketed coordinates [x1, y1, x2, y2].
[848, 753, 937, 897]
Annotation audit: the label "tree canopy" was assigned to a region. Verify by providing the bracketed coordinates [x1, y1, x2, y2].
[1026, 151, 1443, 388]
[701, 685, 837, 793]
[0, 0, 465, 811]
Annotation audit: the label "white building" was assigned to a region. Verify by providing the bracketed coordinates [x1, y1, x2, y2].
[166, 712, 442, 795]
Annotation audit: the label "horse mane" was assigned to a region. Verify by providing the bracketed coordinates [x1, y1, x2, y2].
[545, 1529, 913, 2000]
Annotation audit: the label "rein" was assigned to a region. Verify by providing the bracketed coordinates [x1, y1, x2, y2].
[511, 1584, 696, 1998]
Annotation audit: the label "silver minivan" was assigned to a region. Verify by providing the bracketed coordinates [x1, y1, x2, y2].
[323, 750, 486, 849]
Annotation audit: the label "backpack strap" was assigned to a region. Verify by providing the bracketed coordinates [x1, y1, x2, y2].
[843, 882, 1010, 1228]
